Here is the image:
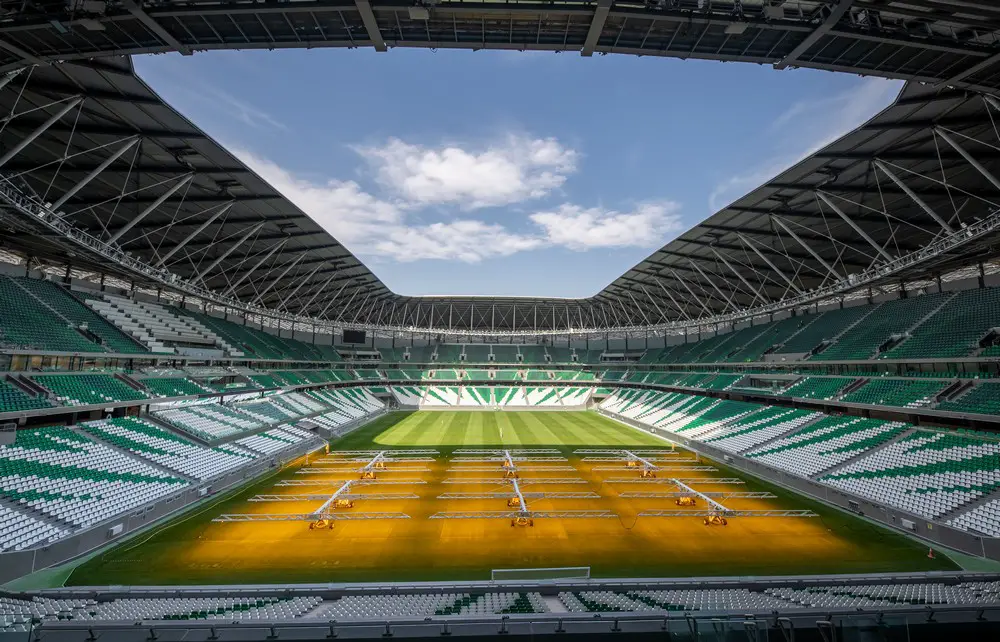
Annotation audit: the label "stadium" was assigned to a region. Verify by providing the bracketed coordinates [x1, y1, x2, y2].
[5, 0, 1000, 639]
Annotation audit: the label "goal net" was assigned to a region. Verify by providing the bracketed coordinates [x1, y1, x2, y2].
[491, 566, 591, 581]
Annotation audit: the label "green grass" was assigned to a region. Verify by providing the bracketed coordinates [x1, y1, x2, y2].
[66, 411, 957, 586]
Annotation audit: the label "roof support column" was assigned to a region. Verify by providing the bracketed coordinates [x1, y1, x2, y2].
[815, 191, 894, 262]
[156, 202, 234, 267]
[277, 263, 324, 311]
[192, 222, 265, 284]
[581, 0, 611, 56]
[0, 96, 82, 169]
[872, 160, 954, 233]
[770, 216, 844, 280]
[709, 248, 768, 305]
[934, 127, 1000, 193]
[737, 234, 803, 295]
[355, 0, 387, 52]
[107, 173, 194, 244]
[251, 253, 303, 304]
[50, 136, 141, 212]
[222, 239, 287, 296]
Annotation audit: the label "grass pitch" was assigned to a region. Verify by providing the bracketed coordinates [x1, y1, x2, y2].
[68, 411, 957, 585]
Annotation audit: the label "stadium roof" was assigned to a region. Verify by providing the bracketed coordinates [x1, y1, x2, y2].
[0, 1, 999, 92]
[0, 4, 999, 333]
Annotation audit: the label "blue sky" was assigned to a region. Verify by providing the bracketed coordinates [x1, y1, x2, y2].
[134, 50, 902, 298]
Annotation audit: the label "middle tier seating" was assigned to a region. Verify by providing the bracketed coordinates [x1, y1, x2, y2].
[33, 374, 150, 406]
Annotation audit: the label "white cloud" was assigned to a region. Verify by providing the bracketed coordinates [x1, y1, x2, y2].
[355, 136, 579, 209]
[236, 149, 403, 249]
[530, 202, 684, 250]
[709, 77, 903, 212]
[373, 220, 544, 263]
[237, 145, 680, 265]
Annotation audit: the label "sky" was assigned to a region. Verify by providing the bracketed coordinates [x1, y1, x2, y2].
[134, 49, 903, 298]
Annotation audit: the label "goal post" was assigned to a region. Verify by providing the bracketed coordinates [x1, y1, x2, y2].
[491, 566, 590, 582]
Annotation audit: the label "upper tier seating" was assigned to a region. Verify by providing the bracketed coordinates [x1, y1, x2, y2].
[463, 345, 491, 362]
[725, 316, 814, 362]
[0, 277, 104, 353]
[352, 369, 383, 381]
[378, 347, 406, 362]
[937, 382, 1000, 416]
[777, 305, 874, 355]
[464, 369, 491, 380]
[813, 293, 951, 361]
[821, 430, 1000, 519]
[435, 345, 463, 363]
[16, 280, 147, 354]
[88, 294, 239, 356]
[885, 288, 1000, 359]
[519, 346, 547, 364]
[0, 379, 52, 413]
[547, 347, 573, 363]
[81, 417, 254, 481]
[576, 349, 604, 364]
[33, 374, 150, 406]
[248, 373, 282, 389]
[491, 345, 519, 363]
[0, 426, 187, 530]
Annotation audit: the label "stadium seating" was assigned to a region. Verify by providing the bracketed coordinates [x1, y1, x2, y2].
[0, 276, 105, 353]
[0, 503, 68, 553]
[141, 377, 211, 398]
[491, 345, 519, 363]
[464, 369, 491, 380]
[559, 589, 791, 613]
[81, 417, 254, 480]
[33, 374, 149, 406]
[153, 404, 264, 442]
[938, 382, 1000, 415]
[701, 407, 820, 454]
[463, 344, 491, 363]
[248, 373, 282, 389]
[783, 376, 854, 400]
[407, 346, 435, 362]
[0, 426, 187, 529]
[777, 305, 874, 355]
[839, 378, 947, 408]
[821, 430, 1000, 519]
[0, 379, 52, 413]
[352, 369, 383, 381]
[885, 288, 1000, 359]
[949, 499, 1000, 537]
[435, 345, 463, 363]
[325, 593, 547, 618]
[746, 417, 909, 478]
[547, 347, 573, 363]
[15, 280, 147, 354]
[813, 293, 950, 361]
[519, 346, 547, 363]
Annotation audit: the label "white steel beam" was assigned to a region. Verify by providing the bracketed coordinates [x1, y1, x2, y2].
[872, 160, 954, 233]
[50, 136, 141, 212]
[770, 216, 844, 280]
[815, 191, 894, 262]
[221, 239, 286, 296]
[251, 252, 303, 304]
[155, 201, 233, 266]
[655, 277, 690, 320]
[0, 96, 82, 169]
[709, 247, 768, 305]
[737, 234, 804, 295]
[192, 222, 265, 284]
[298, 270, 340, 314]
[107, 173, 194, 244]
[934, 127, 1000, 193]
[670, 271, 714, 317]
[689, 260, 736, 312]
[277, 263, 324, 311]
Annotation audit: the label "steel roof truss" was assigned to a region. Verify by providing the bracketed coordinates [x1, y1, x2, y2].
[107, 173, 194, 245]
[737, 233, 803, 296]
[815, 191, 895, 263]
[193, 222, 265, 285]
